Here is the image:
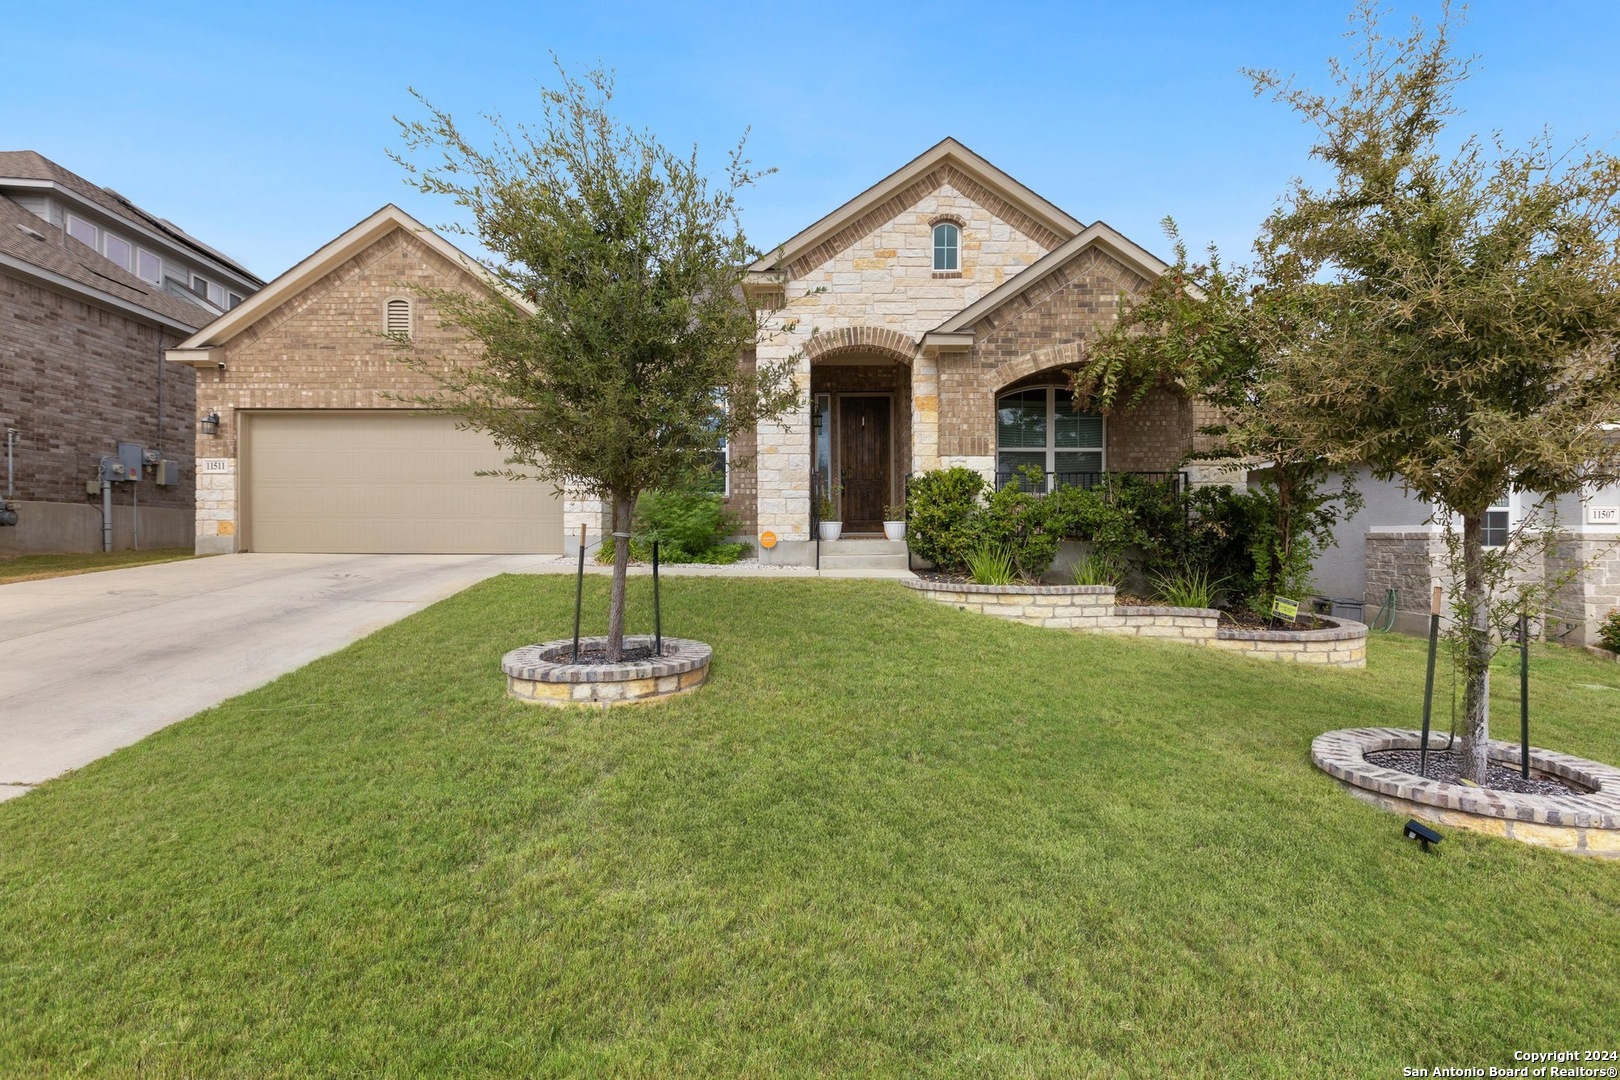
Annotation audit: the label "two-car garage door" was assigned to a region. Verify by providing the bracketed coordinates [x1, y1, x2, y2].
[243, 412, 564, 553]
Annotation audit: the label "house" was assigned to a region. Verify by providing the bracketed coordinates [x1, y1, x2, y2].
[735, 138, 1231, 562]
[0, 151, 263, 552]
[1308, 467, 1620, 647]
[167, 141, 1227, 561]
[164, 204, 573, 555]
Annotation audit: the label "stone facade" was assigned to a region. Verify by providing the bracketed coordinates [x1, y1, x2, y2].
[1546, 532, 1620, 648]
[747, 147, 1229, 558]
[178, 218, 605, 554]
[0, 271, 193, 552]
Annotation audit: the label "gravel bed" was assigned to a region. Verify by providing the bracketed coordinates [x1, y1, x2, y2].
[1365, 748, 1590, 796]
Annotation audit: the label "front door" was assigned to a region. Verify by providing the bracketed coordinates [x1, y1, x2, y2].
[839, 396, 891, 531]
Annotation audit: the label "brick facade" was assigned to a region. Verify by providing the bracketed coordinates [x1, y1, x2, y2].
[749, 162, 1222, 557]
[0, 271, 192, 552]
[182, 218, 605, 554]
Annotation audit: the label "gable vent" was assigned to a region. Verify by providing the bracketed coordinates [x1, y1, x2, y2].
[386, 298, 412, 339]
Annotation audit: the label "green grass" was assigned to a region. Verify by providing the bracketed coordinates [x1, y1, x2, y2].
[1, 576, 1617, 1076]
[0, 546, 196, 584]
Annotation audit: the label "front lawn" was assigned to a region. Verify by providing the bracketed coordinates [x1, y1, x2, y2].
[0, 546, 196, 584]
[1, 576, 1616, 1076]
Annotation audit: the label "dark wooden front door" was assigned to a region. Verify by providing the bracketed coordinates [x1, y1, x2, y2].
[839, 396, 891, 531]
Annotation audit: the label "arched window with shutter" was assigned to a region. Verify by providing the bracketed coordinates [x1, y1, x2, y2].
[385, 297, 412, 339]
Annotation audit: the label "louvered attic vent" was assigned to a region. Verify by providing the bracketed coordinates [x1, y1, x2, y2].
[386, 298, 411, 338]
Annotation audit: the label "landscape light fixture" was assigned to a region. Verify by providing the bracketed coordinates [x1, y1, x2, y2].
[198, 410, 220, 436]
[1403, 819, 1442, 853]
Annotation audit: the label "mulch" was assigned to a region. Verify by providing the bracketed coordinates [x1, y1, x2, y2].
[1365, 748, 1588, 796]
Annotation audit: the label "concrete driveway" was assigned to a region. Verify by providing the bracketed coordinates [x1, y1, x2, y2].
[0, 553, 552, 801]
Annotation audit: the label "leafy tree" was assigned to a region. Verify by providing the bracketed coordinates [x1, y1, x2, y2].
[1251, 3, 1620, 781]
[1075, 221, 1358, 614]
[393, 66, 797, 659]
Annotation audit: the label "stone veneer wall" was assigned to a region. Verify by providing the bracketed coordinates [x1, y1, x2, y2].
[1546, 532, 1620, 648]
[192, 226, 607, 554]
[753, 170, 1056, 543]
[1367, 528, 1617, 647]
[903, 580, 1368, 667]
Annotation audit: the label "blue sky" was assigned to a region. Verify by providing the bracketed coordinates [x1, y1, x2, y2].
[8, 1, 1618, 280]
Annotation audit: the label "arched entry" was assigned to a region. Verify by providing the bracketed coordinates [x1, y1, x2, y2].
[804, 327, 917, 531]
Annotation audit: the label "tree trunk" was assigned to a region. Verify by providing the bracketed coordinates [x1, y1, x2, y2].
[606, 491, 635, 662]
[1457, 512, 1492, 784]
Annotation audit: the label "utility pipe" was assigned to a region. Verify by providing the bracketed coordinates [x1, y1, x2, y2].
[101, 475, 112, 553]
[1419, 585, 1442, 778]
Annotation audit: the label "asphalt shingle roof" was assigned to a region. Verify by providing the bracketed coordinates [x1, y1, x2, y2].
[0, 151, 261, 285]
[0, 192, 215, 329]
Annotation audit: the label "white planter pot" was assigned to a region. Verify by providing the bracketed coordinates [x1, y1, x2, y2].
[819, 521, 842, 542]
[883, 521, 906, 542]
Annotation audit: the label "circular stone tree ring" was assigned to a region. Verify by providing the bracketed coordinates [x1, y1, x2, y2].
[502, 636, 712, 706]
[1312, 727, 1620, 856]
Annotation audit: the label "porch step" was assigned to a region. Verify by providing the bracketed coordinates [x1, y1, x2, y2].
[815, 538, 911, 570]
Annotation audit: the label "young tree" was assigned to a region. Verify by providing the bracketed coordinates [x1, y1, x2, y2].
[1251, 3, 1620, 781]
[393, 66, 797, 660]
[1076, 222, 1358, 612]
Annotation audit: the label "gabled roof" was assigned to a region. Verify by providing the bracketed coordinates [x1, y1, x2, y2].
[0, 150, 262, 286]
[747, 137, 1084, 274]
[0, 192, 211, 331]
[922, 221, 1172, 344]
[168, 204, 521, 362]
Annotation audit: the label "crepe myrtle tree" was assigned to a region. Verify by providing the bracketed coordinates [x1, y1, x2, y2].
[1076, 219, 1359, 613]
[393, 65, 797, 660]
[1251, 3, 1620, 782]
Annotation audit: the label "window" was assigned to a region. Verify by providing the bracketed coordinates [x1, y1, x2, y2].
[996, 385, 1104, 490]
[932, 222, 959, 272]
[813, 392, 832, 494]
[385, 297, 412, 338]
[696, 392, 729, 496]
[136, 249, 162, 284]
[192, 275, 226, 308]
[1484, 492, 1512, 547]
[65, 214, 97, 250]
[227, 292, 244, 310]
[103, 233, 133, 271]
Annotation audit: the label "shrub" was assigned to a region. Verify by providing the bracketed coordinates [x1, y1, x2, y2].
[972, 477, 1062, 580]
[1600, 609, 1620, 653]
[1149, 565, 1226, 609]
[965, 542, 1017, 585]
[1070, 551, 1124, 588]
[906, 467, 986, 571]
[593, 489, 746, 565]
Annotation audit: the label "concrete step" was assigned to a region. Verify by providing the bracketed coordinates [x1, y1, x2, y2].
[815, 537, 907, 553]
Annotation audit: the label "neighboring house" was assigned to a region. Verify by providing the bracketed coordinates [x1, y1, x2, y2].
[165, 204, 573, 555]
[0, 151, 263, 552]
[166, 141, 1224, 562]
[1307, 466, 1620, 646]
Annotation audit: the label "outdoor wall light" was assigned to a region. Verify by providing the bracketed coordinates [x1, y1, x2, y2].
[199, 410, 221, 436]
[1403, 819, 1442, 853]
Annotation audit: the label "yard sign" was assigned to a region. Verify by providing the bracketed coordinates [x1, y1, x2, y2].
[1272, 596, 1300, 622]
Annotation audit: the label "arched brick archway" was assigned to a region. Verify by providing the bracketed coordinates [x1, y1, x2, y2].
[803, 326, 918, 366]
[987, 341, 1085, 392]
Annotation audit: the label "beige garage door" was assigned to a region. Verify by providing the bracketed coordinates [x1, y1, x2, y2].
[244, 411, 564, 553]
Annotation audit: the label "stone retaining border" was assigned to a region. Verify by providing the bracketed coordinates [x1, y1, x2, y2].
[1312, 727, 1620, 855]
[902, 580, 1367, 667]
[502, 635, 712, 706]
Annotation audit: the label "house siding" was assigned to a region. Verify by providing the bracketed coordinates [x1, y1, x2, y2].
[0, 270, 192, 552]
